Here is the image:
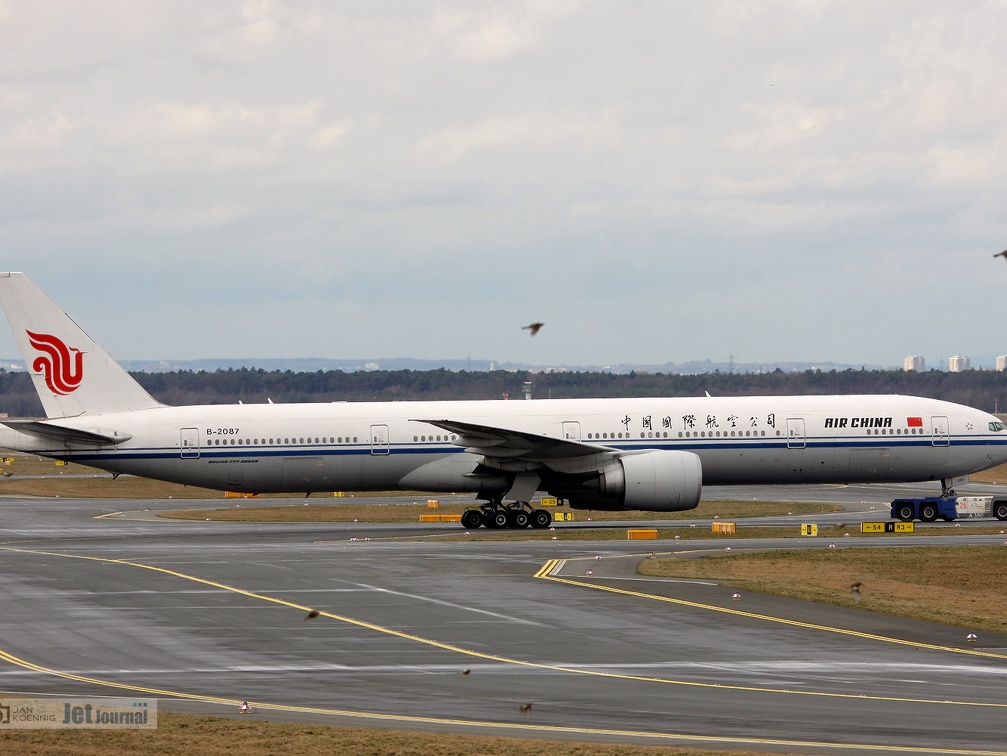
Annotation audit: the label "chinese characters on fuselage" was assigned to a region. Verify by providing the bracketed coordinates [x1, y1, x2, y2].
[623, 412, 778, 432]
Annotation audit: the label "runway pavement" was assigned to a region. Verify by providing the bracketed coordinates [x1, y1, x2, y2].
[2, 487, 1007, 755]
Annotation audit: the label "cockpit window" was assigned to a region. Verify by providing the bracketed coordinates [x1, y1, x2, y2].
[990, 422, 1006, 432]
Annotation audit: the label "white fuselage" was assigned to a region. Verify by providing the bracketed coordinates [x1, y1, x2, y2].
[3, 394, 1006, 500]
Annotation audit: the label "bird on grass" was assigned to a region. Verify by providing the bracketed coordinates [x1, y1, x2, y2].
[849, 582, 864, 603]
[522, 322, 544, 336]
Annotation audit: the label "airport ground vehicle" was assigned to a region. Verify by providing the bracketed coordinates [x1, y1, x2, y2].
[890, 496, 1007, 522]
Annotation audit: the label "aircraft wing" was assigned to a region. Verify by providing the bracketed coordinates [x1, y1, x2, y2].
[2, 420, 131, 446]
[414, 418, 614, 462]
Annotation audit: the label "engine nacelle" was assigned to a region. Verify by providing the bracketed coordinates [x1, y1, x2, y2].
[597, 449, 703, 511]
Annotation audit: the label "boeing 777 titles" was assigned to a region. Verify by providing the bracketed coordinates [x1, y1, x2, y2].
[1, 272, 1006, 529]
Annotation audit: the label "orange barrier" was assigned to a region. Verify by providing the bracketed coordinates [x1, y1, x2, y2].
[627, 528, 658, 540]
[419, 514, 462, 523]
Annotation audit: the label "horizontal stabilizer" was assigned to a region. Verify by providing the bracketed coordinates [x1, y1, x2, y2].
[2, 420, 131, 446]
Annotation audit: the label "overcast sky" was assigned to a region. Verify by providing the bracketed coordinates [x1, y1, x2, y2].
[2, 1, 1006, 369]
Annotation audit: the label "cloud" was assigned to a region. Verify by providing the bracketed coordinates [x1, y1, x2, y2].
[311, 120, 353, 149]
[429, 1, 579, 62]
[196, 0, 289, 67]
[2, 2, 1007, 368]
[414, 111, 619, 162]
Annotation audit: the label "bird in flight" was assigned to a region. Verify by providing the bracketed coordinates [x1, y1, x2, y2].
[523, 322, 544, 336]
[995, 250, 1007, 261]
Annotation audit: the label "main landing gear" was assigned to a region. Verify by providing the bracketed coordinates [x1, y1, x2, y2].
[461, 499, 552, 530]
[940, 478, 956, 498]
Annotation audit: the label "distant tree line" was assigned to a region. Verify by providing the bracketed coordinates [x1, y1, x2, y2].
[3, 367, 1007, 418]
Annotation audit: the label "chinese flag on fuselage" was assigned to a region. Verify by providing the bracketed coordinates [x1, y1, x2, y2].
[907, 417, 923, 427]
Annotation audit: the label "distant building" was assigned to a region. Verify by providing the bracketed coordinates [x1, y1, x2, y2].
[998, 356, 1007, 372]
[949, 355, 971, 372]
[903, 356, 925, 372]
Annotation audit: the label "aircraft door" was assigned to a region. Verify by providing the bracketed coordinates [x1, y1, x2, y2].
[180, 427, 200, 459]
[931, 416, 950, 446]
[786, 418, 806, 449]
[562, 422, 581, 441]
[370, 424, 390, 455]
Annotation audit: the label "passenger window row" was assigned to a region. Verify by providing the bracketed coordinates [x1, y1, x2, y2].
[207, 436, 359, 446]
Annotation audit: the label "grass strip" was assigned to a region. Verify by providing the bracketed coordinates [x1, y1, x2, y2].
[0, 711, 798, 756]
[156, 500, 839, 523]
[639, 545, 1007, 633]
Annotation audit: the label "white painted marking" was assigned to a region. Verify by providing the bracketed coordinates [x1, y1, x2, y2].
[351, 582, 543, 626]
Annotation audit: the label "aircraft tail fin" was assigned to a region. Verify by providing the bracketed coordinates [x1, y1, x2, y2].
[0, 273, 162, 418]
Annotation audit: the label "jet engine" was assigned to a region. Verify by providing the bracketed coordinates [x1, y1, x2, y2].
[552, 449, 702, 511]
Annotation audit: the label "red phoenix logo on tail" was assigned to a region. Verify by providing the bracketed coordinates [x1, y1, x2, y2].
[27, 330, 84, 395]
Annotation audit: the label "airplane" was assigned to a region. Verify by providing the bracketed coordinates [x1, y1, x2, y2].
[1, 271, 1007, 530]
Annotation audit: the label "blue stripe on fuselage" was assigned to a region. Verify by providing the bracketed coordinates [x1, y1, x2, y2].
[50, 434, 1007, 465]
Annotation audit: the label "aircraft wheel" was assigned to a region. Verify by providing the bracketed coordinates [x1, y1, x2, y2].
[461, 509, 484, 529]
[508, 510, 530, 529]
[995, 500, 1007, 521]
[530, 509, 552, 529]
[486, 511, 509, 529]
[919, 503, 938, 522]
[895, 503, 915, 522]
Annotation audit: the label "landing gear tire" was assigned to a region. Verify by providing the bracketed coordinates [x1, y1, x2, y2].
[919, 503, 938, 522]
[508, 510, 530, 529]
[530, 509, 552, 529]
[895, 503, 915, 522]
[461, 509, 484, 529]
[486, 511, 509, 529]
[995, 500, 1007, 521]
